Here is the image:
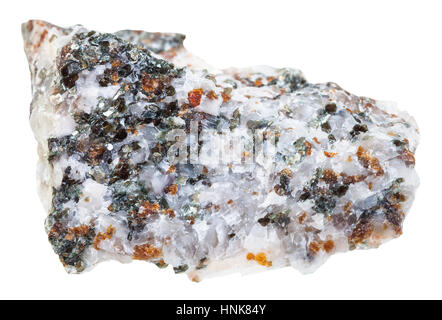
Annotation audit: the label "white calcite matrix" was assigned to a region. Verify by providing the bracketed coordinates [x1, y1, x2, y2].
[23, 20, 419, 281]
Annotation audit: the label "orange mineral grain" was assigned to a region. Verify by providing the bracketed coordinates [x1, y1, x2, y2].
[246, 252, 272, 267]
[133, 243, 162, 260]
[139, 201, 160, 217]
[255, 252, 267, 266]
[324, 151, 338, 158]
[206, 90, 218, 100]
[167, 184, 178, 195]
[246, 253, 255, 260]
[188, 88, 203, 107]
[221, 90, 231, 102]
[356, 146, 384, 176]
[323, 240, 335, 253]
[93, 225, 116, 250]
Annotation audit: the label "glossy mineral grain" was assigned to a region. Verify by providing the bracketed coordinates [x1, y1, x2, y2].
[23, 20, 419, 281]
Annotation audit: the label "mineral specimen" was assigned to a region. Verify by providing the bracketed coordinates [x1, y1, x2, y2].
[22, 20, 419, 281]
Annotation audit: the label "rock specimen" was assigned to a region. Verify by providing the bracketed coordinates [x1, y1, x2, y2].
[22, 20, 419, 281]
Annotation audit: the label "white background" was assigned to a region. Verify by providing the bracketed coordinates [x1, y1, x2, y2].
[1, 0, 441, 299]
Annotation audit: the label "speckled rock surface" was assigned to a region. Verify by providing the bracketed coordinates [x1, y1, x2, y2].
[23, 20, 419, 281]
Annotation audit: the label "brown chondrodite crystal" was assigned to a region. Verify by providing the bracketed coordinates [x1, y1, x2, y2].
[22, 20, 419, 281]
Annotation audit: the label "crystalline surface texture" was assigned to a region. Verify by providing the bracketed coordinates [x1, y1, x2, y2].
[23, 20, 419, 281]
